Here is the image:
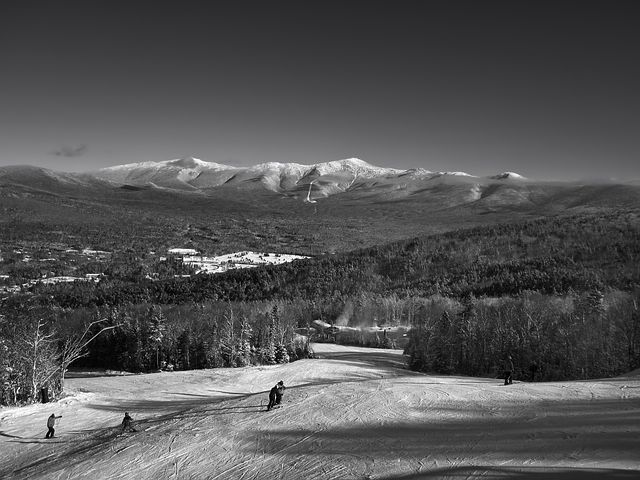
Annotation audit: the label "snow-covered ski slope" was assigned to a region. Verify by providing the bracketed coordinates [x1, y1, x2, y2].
[1, 344, 639, 479]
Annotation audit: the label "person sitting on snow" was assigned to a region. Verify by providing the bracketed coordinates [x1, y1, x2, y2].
[121, 412, 137, 433]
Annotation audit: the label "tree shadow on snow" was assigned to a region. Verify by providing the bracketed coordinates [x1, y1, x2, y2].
[236, 396, 640, 471]
[2, 427, 126, 479]
[374, 466, 640, 479]
[313, 349, 411, 372]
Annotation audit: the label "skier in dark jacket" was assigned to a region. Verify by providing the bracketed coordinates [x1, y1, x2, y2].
[267, 381, 286, 411]
[121, 412, 137, 433]
[504, 355, 514, 385]
[45, 413, 62, 439]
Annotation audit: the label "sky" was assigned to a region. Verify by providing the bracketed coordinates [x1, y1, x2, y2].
[1, 0, 639, 180]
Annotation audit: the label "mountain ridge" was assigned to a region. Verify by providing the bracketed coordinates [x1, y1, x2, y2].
[2, 158, 639, 217]
[87, 156, 535, 200]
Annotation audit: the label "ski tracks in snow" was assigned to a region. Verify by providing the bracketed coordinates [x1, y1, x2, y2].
[3, 344, 640, 479]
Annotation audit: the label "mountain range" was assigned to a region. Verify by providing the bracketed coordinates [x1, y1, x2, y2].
[1, 156, 638, 209]
[1, 157, 639, 254]
[90, 156, 530, 201]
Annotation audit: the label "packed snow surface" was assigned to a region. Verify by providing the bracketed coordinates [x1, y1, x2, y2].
[2, 344, 639, 479]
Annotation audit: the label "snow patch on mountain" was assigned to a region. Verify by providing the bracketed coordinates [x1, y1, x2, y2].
[102, 157, 234, 172]
[491, 171, 526, 180]
[434, 171, 475, 177]
[468, 183, 482, 201]
[249, 162, 308, 176]
[312, 158, 403, 177]
[400, 168, 434, 177]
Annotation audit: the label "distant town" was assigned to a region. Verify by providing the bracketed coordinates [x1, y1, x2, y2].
[0, 246, 308, 295]
[172, 249, 309, 274]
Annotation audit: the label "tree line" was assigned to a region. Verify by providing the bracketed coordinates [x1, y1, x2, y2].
[0, 298, 311, 406]
[404, 289, 640, 381]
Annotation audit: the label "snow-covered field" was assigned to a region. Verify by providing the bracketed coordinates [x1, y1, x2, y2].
[182, 251, 309, 274]
[1, 344, 639, 479]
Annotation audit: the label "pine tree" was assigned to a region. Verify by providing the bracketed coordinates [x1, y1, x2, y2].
[260, 306, 278, 365]
[220, 304, 237, 367]
[237, 316, 253, 366]
[429, 310, 452, 373]
[177, 328, 192, 370]
[275, 344, 290, 364]
[147, 306, 166, 370]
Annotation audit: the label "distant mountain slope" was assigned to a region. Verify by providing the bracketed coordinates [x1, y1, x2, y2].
[0, 165, 110, 193]
[1, 158, 639, 256]
[92, 157, 408, 195]
[4, 157, 639, 213]
[87, 156, 640, 210]
[92, 156, 516, 198]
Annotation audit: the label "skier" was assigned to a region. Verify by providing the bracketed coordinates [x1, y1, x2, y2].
[267, 380, 286, 411]
[504, 355, 514, 385]
[121, 412, 137, 433]
[45, 413, 62, 439]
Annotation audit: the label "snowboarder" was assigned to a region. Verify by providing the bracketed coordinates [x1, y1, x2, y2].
[121, 412, 137, 433]
[267, 380, 286, 411]
[504, 355, 514, 385]
[45, 413, 62, 439]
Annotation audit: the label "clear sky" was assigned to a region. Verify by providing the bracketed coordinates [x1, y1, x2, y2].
[1, 0, 639, 180]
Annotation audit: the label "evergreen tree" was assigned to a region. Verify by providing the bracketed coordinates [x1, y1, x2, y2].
[237, 316, 253, 366]
[147, 306, 166, 370]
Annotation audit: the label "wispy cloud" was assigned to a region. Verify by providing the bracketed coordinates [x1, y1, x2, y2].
[52, 145, 88, 158]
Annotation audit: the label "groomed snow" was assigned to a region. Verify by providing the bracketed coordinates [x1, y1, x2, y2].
[1, 344, 639, 479]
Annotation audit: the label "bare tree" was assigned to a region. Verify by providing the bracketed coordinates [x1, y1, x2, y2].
[21, 319, 58, 402]
[41, 319, 120, 394]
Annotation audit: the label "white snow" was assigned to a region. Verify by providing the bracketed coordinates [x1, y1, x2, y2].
[468, 183, 482, 201]
[312, 158, 404, 177]
[434, 171, 475, 177]
[2, 344, 639, 479]
[183, 251, 309, 274]
[82, 249, 111, 256]
[210, 251, 308, 265]
[168, 248, 199, 255]
[24, 276, 101, 286]
[248, 162, 309, 176]
[101, 157, 235, 172]
[492, 171, 527, 180]
[98, 157, 406, 186]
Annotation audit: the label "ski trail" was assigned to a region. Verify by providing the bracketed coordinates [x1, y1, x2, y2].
[3, 344, 640, 479]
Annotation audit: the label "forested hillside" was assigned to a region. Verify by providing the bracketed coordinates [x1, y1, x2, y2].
[2, 210, 639, 406]
[24, 210, 639, 306]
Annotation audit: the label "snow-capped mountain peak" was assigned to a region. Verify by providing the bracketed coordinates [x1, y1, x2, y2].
[162, 157, 234, 170]
[100, 157, 234, 173]
[311, 157, 403, 177]
[90, 156, 534, 201]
